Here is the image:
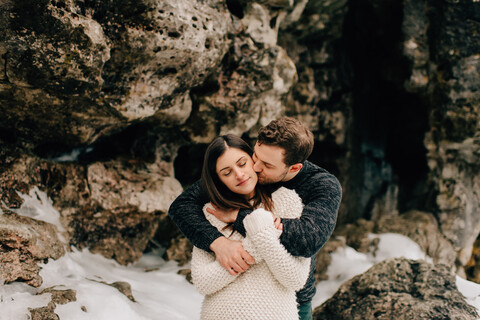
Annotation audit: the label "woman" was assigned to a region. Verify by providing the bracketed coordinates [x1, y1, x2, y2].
[191, 134, 310, 320]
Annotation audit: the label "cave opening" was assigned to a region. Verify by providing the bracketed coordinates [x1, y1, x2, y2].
[342, 0, 432, 220]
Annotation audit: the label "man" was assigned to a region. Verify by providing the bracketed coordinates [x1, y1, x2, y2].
[168, 117, 342, 319]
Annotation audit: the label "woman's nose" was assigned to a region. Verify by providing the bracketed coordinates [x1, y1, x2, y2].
[234, 168, 244, 179]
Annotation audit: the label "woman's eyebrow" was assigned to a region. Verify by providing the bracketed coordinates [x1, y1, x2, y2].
[218, 165, 230, 172]
[236, 156, 247, 164]
[219, 156, 247, 172]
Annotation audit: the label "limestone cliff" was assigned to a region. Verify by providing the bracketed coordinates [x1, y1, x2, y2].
[1, 0, 479, 288]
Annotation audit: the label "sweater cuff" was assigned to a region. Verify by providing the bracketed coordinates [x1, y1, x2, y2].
[233, 208, 251, 236]
[243, 208, 274, 236]
[201, 232, 223, 253]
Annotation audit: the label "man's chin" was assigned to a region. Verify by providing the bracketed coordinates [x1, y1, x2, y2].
[257, 177, 268, 184]
[258, 177, 276, 185]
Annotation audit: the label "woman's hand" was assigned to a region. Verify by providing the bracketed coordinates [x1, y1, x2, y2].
[274, 217, 283, 231]
[206, 203, 239, 224]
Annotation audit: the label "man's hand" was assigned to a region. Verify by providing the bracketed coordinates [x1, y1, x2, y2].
[206, 203, 239, 224]
[210, 237, 255, 275]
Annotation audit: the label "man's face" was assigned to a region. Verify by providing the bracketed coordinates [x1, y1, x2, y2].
[252, 142, 290, 184]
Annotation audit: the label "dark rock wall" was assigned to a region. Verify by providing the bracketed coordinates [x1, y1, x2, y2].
[1, 0, 479, 277]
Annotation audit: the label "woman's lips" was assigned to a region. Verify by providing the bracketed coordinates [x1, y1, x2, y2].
[237, 178, 249, 186]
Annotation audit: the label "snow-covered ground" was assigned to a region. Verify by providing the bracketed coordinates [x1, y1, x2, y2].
[1, 189, 480, 320]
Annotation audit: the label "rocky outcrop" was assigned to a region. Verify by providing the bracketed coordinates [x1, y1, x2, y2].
[0, 149, 180, 265]
[0, 0, 233, 148]
[0, 0, 479, 292]
[0, 211, 65, 287]
[402, 0, 480, 269]
[0, 0, 300, 267]
[313, 257, 479, 320]
[375, 210, 457, 268]
[29, 288, 77, 320]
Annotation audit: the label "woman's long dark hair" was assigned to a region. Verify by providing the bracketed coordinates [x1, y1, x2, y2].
[201, 134, 273, 212]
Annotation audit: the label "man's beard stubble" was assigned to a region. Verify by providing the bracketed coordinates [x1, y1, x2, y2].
[256, 168, 289, 185]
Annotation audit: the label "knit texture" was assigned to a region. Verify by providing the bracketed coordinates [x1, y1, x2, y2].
[191, 187, 310, 320]
[169, 160, 342, 303]
[232, 161, 342, 303]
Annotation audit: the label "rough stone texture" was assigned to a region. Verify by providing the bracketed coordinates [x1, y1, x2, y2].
[68, 205, 158, 265]
[375, 210, 457, 267]
[88, 279, 136, 302]
[98, 0, 233, 121]
[0, 149, 177, 266]
[29, 287, 77, 320]
[313, 257, 479, 320]
[185, 3, 298, 144]
[165, 235, 193, 267]
[314, 236, 346, 282]
[406, 0, 480, 267]
[334, 219, 376, 253]
[0, 211, 65, 287]
[332, 212, 457, 271]
[0, 0, 233, 147]
[87, 160, 182, 213]
[0, 0, 480, 293]
[466, 237, 480, 283]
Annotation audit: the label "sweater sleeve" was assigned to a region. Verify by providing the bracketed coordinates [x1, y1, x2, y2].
[280, 171, 342, 258]
[168, 180, 223, 252]
[243, 209, 310, 291]
[191, 246, 238, 295]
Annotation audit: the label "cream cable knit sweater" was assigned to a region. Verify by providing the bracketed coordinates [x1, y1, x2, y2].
[191, 187, 311, 320]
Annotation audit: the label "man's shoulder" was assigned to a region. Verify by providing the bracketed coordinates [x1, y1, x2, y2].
[298, 161, 335, 181]
[287, 161, 341, 194]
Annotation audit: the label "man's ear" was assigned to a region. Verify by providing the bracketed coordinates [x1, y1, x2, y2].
[289, 163, 303, 173]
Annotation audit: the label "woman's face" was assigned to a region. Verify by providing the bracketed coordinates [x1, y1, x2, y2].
[216, 146, 258, 198]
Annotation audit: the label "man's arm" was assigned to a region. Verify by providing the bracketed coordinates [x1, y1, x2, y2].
[168, 180, 254, 273]
[168, 180, 222, 252]
[279, 173, 342, 257]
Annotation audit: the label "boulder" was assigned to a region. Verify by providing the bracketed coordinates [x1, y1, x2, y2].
[0, 211, 65, 287]
[313, 257, 478, 320]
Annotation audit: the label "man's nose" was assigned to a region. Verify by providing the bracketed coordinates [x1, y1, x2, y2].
[253, 161, 262, 172]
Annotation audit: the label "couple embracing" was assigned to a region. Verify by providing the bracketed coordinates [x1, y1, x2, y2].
[168, 117, 342, 320]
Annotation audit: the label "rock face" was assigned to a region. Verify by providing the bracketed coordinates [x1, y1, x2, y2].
[313, 257, 479, 320]
[29, 287, 77, 320]
[0, 211, 65, 287]
[0, 0, 479, 292]
[402, 0, 480, 270]
[0, 0, 232, 147]
[375, 210, 457, 268]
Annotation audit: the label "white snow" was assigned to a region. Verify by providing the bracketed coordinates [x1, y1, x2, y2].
[1, 189, 479, 320]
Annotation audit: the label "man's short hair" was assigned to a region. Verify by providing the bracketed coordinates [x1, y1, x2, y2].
[257, 117, 314, 166]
